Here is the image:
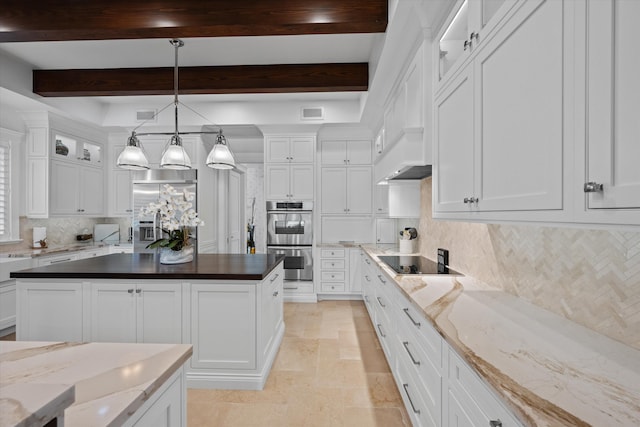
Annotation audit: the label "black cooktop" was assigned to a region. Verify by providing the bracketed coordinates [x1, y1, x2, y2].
[378, 255, 463, 276]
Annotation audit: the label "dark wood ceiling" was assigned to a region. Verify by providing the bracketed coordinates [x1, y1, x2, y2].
[0, 0, 387, 42]
[1, 0, 384, 96]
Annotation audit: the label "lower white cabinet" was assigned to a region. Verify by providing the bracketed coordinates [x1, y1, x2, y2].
[17, 281, 86, 342]
[318, 248, 363, 296]
[361, 253, 523, 427]
[0, 280, 17, 331]
[36, 253, 80, 267]
[90, 281, 183, 344]
[125, 367, 185, 427]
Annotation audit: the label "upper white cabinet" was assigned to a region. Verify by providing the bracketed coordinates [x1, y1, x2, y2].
[265, 136, 314, 163]
[579, 0, 640, 216]
[321, 167, 372, 215]
[434, 0, 564, 215]
[23, 112, 107, 218]
[320, 140, 372, 166]
[108, 143, 133, 217]
[436, 0, 519, 92]
[264, 135, 315, 201]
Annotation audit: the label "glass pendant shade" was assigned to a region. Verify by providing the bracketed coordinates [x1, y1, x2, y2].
[206, 132, 236, 169]
[117, 133, 150, 170]
[161, 135, 192, 169]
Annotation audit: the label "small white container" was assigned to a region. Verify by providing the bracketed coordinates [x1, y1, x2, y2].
[399, 239, 415, 254]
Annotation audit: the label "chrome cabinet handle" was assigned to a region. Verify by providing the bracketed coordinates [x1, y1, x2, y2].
[273, 291, 279, 297]
[365, 258, 371, 265]
[584, 182, 604, 193]
[463, 40, 471, 50]
[402, 341, 421, 366]
[463, 197, 478, 204]
[50, 258, 72, 264]
[364, 295, 370, 302]
[470, 32, 479, 42]
[377, 274, 386, 284]
[270, 273, 280, 283]
[376, 323, 386, 338]
[489, 420, 502, 427]
[127, 289, 134, 294]
[403, 308, 421, 327]
[364, 275, 371, 282]
[284, 286, 299, 290]
[376, 296, 386, 308]
[402, 384, 421, 414]
[135, 289, 141, 294]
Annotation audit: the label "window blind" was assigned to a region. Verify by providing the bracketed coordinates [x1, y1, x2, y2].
[0, 143, 8, 236]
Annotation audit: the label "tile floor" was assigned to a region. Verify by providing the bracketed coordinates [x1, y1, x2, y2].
[188, 301, 411, 426]
[1, 301, 410, 426]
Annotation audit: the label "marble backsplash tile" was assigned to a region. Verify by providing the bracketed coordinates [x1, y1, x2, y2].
[419, 177, 640, 351]
[1, 216, 131, 253]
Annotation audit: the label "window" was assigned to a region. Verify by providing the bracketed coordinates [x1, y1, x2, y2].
[0, 141, 9, 239]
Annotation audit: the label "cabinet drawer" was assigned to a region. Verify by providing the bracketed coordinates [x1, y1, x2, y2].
[320, 249, 345, 258]
[396, 292, 443, 369]
[36, 253, 79, 267]
[395, 350, 440, 427]
[321, 271, 345, 281]
[320, 259, 345, 269]
[283, 282, 314, 294]
[320, 282, 345, 292]
[448, 349, 523, 427]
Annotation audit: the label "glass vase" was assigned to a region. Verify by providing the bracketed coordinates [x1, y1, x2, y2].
[159, 246, 194, 264]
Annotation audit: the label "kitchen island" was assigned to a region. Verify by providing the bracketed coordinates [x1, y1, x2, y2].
[11, 253, 285, 391]
[0, 341, 192, 427]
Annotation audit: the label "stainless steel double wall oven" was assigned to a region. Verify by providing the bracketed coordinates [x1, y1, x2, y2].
[266, 201, 313, 281]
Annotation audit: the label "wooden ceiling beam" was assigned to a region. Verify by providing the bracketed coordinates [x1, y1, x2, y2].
[33, 63, 369, 97]
[0, 0, 387, 42]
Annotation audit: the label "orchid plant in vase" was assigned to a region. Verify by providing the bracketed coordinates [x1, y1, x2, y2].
[141, 184, 204, 263]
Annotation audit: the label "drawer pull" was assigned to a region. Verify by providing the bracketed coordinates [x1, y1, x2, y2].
[364, 275, 371, 282]
[403, 308, 421, 327]
[377, 274, 386, 284]
[376, 296, 386, 308]
[284, 286, 298, 290]
[127, 289, 134, 294]
[402, 341, 421, 366]
[273, 291, 279, 297]
[135, 289, 141, 294]
[402, 383, 421, 414]
[489, 420, 502, 427]
[364, 295, 370, 303]
[270, 273, 279, 283]
[49, 258, 72, 264]
[376, 323, 386, 338]
[365, 258, 371, 265]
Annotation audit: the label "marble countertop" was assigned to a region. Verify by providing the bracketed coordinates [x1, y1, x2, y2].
[0, 341, 192, 427]
[361, 245, 640, 426]
[1, 242, 132, 258]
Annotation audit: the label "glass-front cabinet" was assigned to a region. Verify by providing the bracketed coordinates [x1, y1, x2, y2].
[53, 133, 102, 166]
[437, 0, 516, 91]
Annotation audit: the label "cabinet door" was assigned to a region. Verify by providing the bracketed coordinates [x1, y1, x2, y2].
[474, 0, 562, 211]
[347, 167, 372, 214]
[434, 65, 475, 212]
[190, 283, 256, 370]
[18, 282, 84, 342]
[348, 249, 362, 293]
[290, 164, 314, 200]
[90, 282, 136, 343]
[0, 281, 16, 330]
[585, 0, 640, 209]
[321, 167, 347, 214]
[137, 282, 183, 344]
[347, 140, 372, 165]
[375, 184, 389, 215]
[376, 218, 397, 244]
[111, 169, 133, 216]
[321, 140, 347, 165]
[265, 164, 290, 200]
[266, 137, 291, 162]
[81, 166, 105, 215]
[290, 137, 315, 162]
[50, 160, 80, 215]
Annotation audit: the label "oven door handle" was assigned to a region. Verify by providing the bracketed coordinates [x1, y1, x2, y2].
[267, 245, 312, 250]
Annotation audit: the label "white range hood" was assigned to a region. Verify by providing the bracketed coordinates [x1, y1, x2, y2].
[374, 127, 431, 184]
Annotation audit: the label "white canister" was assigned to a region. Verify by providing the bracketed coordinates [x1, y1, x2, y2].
[399, 239, 415, 254]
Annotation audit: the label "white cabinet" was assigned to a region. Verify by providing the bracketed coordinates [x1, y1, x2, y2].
[90, 281, 183, 344]
[265, 163, 314, 200]
[129, 368, 184, 427]
[265, 136, 314, 163]
[321, 167, 372, 214]
[17, 281, 86, 342]
[261, 268, 284, 359]
[0, 280, 16, 331]
[375, 184, 389, 215]
[436, 0, 519, 92]
[36, 253, 80, 267]
[77, 247, 109, 259]
[348, 249, 362, 294]
[434, 0, 564, 215]
[190, 283, 257, 370]
[376, 218, 397, 244]
[581, 0, 640, 212]
[320, 140, 372, 165]
[111, 169, 134, 216]
[50, 159, 105, 216]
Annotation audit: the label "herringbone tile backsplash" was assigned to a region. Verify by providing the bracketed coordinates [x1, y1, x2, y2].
[418, 178, 640, 350]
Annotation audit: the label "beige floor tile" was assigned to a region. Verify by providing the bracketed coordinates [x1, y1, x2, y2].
[186, 301, 407, 426]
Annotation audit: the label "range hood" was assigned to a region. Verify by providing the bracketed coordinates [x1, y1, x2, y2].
[374, 127, 432, 183]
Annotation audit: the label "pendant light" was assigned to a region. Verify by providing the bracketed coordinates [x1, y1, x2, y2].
[206, 129, 236, 169]
[117, 39, 235, 170]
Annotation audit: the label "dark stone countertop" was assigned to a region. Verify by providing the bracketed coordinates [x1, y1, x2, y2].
[11, 253, 285, 281]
